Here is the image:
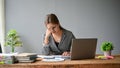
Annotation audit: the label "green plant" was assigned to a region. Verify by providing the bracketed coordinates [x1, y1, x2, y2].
[101, 41, 113, 51]
[5, 29, 22, 53]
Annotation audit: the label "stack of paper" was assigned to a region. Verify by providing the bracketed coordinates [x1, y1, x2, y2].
[15, 53, 37, 63]
[0, 53, 18, 64]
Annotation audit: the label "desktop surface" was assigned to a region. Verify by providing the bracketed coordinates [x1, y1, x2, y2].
[0, 55, 120, 68]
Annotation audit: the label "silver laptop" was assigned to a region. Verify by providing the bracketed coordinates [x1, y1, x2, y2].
[71, 38, 97, 60]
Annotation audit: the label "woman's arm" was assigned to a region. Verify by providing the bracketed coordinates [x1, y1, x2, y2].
[61, 30, 75, 56]
[43, 29, 51, 45]
[42, 45, 50, 55]
[42, 29, 51, 55]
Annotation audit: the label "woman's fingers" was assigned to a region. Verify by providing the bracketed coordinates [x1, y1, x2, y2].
[62, 52, 70, 56]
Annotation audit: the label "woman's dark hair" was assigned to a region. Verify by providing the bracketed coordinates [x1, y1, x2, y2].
[45, 13, 63, 29]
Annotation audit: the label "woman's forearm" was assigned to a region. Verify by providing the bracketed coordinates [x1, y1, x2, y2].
[43, 36, 49, 45]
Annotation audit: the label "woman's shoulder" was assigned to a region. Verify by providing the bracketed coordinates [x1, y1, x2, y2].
[62, 29, 75, 39]
[62, 29, 73, 35]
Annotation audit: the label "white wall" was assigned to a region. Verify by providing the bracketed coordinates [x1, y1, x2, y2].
[5, 0, 120, 54]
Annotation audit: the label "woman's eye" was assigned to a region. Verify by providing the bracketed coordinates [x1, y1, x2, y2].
[52, 26, 56, 29]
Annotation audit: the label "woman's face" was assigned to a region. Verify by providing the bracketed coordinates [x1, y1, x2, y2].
[46, 23, 60, 33]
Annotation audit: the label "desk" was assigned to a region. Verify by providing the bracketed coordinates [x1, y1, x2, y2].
[0, 55, 120, 68]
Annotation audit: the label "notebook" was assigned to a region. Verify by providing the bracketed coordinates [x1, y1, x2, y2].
[70, 38, 97, 60]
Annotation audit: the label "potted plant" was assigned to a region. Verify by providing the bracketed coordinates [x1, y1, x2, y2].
[5, 29, 23, 53]
[101, 41, 114, 56]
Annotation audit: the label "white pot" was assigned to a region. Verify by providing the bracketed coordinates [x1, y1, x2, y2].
[104, 51, 111, 56]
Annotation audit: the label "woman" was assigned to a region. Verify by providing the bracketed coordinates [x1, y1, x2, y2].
[42, 13, 75, 56]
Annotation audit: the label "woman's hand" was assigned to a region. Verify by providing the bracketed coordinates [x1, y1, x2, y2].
[45, 29, 51, 38]
[44, 29, 51, 45]
[62, 51, 71, 56]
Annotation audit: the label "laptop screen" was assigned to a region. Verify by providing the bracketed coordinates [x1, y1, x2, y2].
[71, 38, 97, 60]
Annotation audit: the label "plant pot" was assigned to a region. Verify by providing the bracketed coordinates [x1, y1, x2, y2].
[104, 51, 111, 56]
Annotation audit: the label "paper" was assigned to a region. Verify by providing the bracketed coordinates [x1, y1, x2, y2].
[37, 55, 70, 59]
[37, 55, 55, 59]
[0, 53, 18, 56]
[16, 53, 37, 57]
[53, 55, 70, 59]
[0, 53, 18, 64]
[42, 58, 64, 62]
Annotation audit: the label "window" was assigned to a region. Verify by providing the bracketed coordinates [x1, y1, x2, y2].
[0, 0, 5, 53]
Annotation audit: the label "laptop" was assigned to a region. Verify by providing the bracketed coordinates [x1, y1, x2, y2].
[70, 38, 97, 60]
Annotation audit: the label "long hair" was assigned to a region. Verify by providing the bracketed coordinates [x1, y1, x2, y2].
[44, 13, 63, 29]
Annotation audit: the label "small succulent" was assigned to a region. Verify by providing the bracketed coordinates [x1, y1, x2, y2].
[101, 41, 113, 51]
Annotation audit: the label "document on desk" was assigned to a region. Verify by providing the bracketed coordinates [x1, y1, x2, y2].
[37, 55, 55, 59]
[42, 58, 65, 62]
[53, 55, 70, 59]
[37, 55, 70, 59]
[37, 55, 70, 62]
